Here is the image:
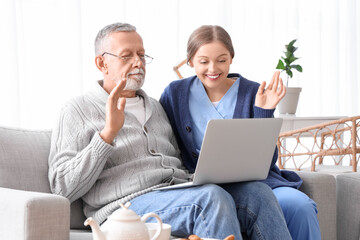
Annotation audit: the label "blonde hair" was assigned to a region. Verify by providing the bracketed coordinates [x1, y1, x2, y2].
[187, 25, 234, 64]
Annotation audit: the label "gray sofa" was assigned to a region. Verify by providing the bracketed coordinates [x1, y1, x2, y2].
[0, 125, 337, 240]
[336, 173, 360, 240]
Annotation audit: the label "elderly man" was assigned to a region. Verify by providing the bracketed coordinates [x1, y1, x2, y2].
[48, 22, 291, 239]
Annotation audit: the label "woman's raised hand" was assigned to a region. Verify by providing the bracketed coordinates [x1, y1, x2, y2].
[255, 71, 286, 109]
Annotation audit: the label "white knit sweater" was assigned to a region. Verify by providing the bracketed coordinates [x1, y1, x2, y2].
[48, 81, 190, 223]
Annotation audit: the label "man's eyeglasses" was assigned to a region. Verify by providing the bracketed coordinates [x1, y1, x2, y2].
[101, 52, 153, 64]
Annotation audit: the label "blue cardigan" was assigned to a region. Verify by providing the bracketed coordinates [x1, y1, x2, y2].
[160, 74, 302, 189]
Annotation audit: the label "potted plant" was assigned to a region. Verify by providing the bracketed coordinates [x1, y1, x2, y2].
[275, 39, 303, 115]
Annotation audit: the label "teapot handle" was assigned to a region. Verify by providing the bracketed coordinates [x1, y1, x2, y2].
[141, 213, 163, 240]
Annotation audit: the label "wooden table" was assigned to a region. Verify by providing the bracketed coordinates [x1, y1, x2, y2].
[279, 115, 347, 133]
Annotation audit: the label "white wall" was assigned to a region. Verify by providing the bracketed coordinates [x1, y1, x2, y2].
[0, 0, 359, 129]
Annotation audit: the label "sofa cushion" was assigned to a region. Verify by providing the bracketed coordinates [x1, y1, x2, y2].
[0, 125, 88, 229]
[0, 126, 52, 193]
[71, 198, 88, 229]
[336, 173, 360, 240]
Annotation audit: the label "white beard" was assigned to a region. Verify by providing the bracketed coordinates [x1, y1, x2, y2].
[124, 68, 145, 91]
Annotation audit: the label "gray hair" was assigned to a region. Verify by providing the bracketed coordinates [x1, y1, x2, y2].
[94, 22, 137, 55]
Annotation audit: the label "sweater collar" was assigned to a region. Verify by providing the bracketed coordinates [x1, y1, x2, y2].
[92, 80, 153, 124]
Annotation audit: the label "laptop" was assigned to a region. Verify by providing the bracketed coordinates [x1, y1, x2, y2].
[155, 118, 283, 191]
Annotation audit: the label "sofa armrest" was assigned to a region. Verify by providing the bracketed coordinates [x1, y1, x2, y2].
[0, 187, 70, 240]
[296, 171, 336, 240]
[336, 173, 360, 240]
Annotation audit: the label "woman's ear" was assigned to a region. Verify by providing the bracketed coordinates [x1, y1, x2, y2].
[95, 55, 108, 74]
[188, 59, 194, 68]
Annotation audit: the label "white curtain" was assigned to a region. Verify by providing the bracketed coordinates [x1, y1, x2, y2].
[0, 0, 359, 129]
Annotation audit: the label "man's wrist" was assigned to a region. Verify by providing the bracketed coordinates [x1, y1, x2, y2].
[99, 129, 117, 144]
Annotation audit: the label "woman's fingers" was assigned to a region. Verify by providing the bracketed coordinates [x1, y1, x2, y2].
[277, 77, 286, 100]
[257, 81, 266, 96]
[277, 77, 284, 94]
[279, 85, 287, 99]
[272, 71, 281, 92]
[267, 71, 277, 90]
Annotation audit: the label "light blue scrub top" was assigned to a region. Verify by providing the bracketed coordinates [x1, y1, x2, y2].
[189, 77, 240, 152]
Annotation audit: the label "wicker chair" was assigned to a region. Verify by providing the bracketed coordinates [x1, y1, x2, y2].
[277, 115, 360, 172]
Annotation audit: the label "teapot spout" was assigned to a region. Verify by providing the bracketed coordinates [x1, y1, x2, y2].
[84, 217, 106, 240]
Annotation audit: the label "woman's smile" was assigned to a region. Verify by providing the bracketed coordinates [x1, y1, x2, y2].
[205, 73, 221, 80]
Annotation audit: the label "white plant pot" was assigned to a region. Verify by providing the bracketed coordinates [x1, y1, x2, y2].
[278, 87, 302, 114]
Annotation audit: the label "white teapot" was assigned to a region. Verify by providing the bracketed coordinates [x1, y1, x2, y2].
[84, 202, 163, 240]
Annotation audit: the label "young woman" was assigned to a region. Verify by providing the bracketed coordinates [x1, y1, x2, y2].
[160, 25, 321, 240]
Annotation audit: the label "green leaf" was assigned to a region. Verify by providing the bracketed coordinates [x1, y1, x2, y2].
[291, 64, 303, 72]
[286, 40, 297, 52]
[288, 56, 298, 64]
[287, 45, 296, 53]
[284, 51, 293, 58]
[288, 39, 297, 47]
[286, 70, 293, 78]
[276, 59, 285, 70]
[284, 58, 290, 65]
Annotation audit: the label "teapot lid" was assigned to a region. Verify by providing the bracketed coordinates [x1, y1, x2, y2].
[109, 202, 141, 221]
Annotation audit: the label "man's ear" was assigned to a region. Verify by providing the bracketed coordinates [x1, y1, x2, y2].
[95, 56, 108, 74]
